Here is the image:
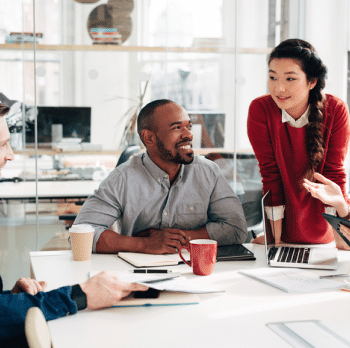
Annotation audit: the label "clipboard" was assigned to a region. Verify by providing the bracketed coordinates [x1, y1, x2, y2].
[322, 213, 350, 247]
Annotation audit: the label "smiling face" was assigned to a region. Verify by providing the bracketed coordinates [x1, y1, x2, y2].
[268, 58, 317, 119]
[0, 117, 15, 174]
[152, 102, 194, 165]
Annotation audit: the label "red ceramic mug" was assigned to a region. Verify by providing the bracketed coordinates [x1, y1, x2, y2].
[178, 239, 217, 276]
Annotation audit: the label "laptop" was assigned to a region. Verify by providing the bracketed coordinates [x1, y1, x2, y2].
[262, 191, 338, 270]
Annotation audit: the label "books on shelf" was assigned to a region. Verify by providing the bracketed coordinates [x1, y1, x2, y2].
[90, 28, 122, 45]
[6, 32, 43, 44]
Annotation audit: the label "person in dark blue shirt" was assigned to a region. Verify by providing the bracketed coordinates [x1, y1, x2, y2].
[0, 104, 148, 347]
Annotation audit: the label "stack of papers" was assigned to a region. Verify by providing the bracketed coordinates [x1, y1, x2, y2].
[88, 271, 224, 308]
[240, 268, 343, 293]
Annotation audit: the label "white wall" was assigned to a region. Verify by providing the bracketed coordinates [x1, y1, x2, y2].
[64, 1, 138, 150]
[304, 0, 348, 100]
[222, 0, 269, 151]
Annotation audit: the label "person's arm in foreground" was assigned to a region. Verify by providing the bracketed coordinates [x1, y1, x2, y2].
[0, 272, 148, 340]
[303, 172, 350, 250]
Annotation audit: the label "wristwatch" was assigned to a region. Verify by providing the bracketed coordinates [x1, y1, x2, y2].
[71, 284, 87, 310]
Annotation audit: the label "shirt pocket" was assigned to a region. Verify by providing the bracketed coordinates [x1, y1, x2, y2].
[175, 203, 207, 230]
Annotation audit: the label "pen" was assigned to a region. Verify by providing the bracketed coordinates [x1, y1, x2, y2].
[319, 274, 350, 279]
[131, 269, 172, 273]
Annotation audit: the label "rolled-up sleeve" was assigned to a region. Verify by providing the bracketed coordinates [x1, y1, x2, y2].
[205, 172, 248, 245]
[74, 170, 124, 252]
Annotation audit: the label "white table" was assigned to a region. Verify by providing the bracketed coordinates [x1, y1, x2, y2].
[0, 180, 100, 201]
[30, 245, 350, 348]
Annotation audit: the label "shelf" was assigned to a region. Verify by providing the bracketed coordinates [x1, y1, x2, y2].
[13, 147, 253, 156]
[13, 149, 122, 156]
[0, 43, 272, 54]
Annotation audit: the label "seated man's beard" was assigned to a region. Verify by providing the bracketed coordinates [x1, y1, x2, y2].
[156, 137, 194, 164]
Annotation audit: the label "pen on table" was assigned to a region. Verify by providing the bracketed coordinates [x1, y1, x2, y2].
[131, 269, 172, 273]
[319, 274, 350, 279]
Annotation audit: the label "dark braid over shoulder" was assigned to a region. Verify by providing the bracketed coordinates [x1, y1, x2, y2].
[268, 39, 328, 180]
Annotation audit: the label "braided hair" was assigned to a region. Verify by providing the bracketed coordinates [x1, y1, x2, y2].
[268, 39, 328, 180]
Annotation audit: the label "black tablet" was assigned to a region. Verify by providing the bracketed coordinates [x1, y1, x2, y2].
[216, 244, 256, 261]
[322, 213, 350, 247]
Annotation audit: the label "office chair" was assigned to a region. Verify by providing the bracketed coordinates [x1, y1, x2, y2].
[25, 307, 52, 348]
[205, 152, 264, 242]
[116, 145, 141, 166]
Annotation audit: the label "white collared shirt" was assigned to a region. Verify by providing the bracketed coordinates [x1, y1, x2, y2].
[281, 106, 310, 128]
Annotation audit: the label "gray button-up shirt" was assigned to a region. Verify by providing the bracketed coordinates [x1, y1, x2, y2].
[75, 152, 248, 252]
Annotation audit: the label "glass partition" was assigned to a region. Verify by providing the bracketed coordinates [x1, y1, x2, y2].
[0, 0, 349, 289]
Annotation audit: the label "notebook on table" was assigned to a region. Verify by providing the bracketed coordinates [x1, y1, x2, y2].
[118, 244, 255, 267]
[262, 190, 338, 270]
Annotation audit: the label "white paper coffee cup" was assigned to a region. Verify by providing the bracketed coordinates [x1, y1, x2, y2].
[69, 224, 94, 261]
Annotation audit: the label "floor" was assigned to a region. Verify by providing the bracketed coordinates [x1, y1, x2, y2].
[0, 201, 67, 290]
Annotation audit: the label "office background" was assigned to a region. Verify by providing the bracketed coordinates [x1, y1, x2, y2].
[0, 0, 349, 290]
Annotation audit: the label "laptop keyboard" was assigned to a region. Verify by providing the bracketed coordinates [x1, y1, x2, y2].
[269, 247, 310, 264]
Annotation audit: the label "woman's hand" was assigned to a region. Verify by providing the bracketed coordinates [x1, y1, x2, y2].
[303, 173, 348, 217]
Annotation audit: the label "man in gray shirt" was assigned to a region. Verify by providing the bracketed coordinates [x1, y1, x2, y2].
[75, 99, 247, 253]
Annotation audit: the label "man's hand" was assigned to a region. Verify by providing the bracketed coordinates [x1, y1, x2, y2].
[79, 271, 148, 310]
[136, 228, 188, 254]
[11, 278, 47, 295]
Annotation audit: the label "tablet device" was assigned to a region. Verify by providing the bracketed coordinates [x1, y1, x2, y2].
[216, 244, 256, 261]
[322, 213, 350, 247]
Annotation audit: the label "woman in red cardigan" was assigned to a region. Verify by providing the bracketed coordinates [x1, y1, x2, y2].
[247, 38, 350, 247]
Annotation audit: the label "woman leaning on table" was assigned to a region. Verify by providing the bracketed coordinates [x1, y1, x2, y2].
[247, 38, 350, 248]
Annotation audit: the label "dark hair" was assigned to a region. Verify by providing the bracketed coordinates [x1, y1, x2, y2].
[268, 39, 328, 179]
[0, 103, 10, 117]
[137, 99, 174, 144]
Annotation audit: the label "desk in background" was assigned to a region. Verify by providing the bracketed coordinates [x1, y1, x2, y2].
[0, 180, 100, 203]
[30, 244, 350, 348]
